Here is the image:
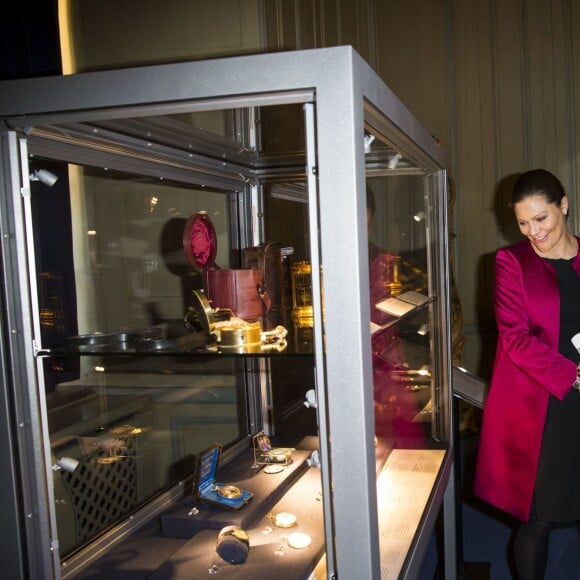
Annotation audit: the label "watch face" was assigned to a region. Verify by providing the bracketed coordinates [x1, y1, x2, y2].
[273, 512, 297, 528]
[182, 211, 217, 271]
[263, 464, 284, 474]
[215, 485, 242, 499]
[287, 532, 312, 549]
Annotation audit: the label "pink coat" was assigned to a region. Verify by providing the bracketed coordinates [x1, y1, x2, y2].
[473, 238, 580, 522]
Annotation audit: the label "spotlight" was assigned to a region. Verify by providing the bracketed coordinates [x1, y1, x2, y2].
[413, 211, 426, 222]
[417, 324, 430, 336]
[387, 153, 402, 169]
[30, 169, 58, 187]
[572, 332, 580, 354]
[52, 456, 79, 474]
[364, 133, 375, 154]
[303, 388, 318, 409]
[307, 449, 321, 468]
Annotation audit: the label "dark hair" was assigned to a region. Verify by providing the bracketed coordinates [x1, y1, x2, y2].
[512, 168, 566, 206]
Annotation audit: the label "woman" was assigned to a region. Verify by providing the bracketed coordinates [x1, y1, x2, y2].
[474, 169, 580, 579]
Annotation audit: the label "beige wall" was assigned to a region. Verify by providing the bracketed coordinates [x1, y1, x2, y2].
[59, 0, 580, 379]
[263, 0, 580, 379]
[59, 0, 263, 73]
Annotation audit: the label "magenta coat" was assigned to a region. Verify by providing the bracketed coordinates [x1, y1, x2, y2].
[473, 238, 580, 522]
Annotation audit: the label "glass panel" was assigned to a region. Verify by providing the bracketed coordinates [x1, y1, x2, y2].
[32, 160, 231, 348]
[27, 99, 314, 562]
[261, 181, 317, 440]
[170, 110, 236, 139]
[259, 104, 306, 156]
[92, 109, 250, 161]
[364, 149, 434, 449]
[263, 182, 309, 259]
[49, 355, 246, 557]
[363, 121, 448, 576]
[29, 157, 250, 557]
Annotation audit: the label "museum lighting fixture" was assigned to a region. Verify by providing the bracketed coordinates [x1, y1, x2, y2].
[52, 456, 80, 474]
[303, 388, 317, 408]
[387, 152, 402, 169]
[417, 324, 430, 336]
[30, 169, 58, 187]
[364, 133, 375, 154]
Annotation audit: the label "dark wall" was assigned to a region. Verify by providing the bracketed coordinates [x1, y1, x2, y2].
[0, 7, 62, 574]
[1, 3, 70, 390]
[0, 0, 61, 79]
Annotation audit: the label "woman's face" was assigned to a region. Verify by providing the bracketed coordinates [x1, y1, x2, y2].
[514, 193, 569, 257]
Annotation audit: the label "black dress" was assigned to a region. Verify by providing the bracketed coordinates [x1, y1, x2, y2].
[534, 257, 580, 522]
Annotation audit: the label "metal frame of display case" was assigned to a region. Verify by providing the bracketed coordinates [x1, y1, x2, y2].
[0, 46, 456, 579]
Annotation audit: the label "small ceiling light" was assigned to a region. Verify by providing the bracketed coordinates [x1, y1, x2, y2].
[364, 133, 375, 154]
[30, 169, 58, 187]
[417, 324, 430, 336]
[303, 388, 318, 409]
[52, 456, 79, 474]
[307, 449, 321, 468]
[387, 153, 402, 169]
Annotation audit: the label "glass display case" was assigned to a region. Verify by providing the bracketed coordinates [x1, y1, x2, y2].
[0, 47, 456, 579]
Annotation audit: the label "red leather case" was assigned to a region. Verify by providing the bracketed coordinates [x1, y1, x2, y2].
[183, 211, 263, 320]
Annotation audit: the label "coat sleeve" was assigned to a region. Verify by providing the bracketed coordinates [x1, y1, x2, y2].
[494, 248, 577, 400]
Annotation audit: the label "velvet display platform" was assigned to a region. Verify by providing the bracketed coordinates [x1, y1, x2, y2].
[152, 467, 324, 579]
[76, 444, 325, 579]
[160, 449, 311, 538]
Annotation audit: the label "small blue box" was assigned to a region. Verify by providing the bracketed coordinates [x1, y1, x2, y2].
[195, 445, 253, 511]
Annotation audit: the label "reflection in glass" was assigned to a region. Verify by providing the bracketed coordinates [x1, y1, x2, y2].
[31, 160, 249, 557]
[49, 355, 246, 556]
[366, 175, 432, 449]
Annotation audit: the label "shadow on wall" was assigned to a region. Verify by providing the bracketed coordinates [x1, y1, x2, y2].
[474, 173, 524, 380]
[146, 217, 202, 327]
[493, 173, 523, 246]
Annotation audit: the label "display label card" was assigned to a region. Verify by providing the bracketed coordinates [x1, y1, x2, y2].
[375, 291, 430, 318]
[397, 291, 429, 307]
[375, 297, 416, 318]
